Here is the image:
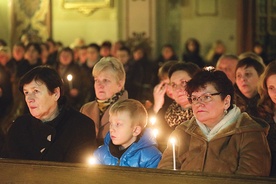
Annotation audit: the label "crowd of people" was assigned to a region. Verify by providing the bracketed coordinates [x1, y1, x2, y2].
[0, 36, 276, 177]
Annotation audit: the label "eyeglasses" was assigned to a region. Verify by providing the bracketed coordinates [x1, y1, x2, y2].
[188, 92, 221, 104]
[171, 80, 187, 91]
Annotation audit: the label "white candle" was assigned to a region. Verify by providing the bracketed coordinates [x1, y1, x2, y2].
[67, 74, 73, 90]
[170, 137, 176, 170]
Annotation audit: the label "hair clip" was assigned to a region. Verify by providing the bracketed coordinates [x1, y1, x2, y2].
[203, 66, 215, 72]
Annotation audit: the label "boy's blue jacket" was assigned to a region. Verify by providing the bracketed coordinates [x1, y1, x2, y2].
[93, 128, 162, 168]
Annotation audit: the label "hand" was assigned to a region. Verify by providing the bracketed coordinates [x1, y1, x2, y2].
[152, 81, 167, 113]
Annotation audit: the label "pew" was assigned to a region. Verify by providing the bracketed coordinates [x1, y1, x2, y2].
[0, 159, 275, 184]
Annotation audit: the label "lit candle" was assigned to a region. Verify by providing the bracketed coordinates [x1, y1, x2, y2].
[87, 156, 96, 165]
[149, 116, 156, 126]
[170, 137, 176, 170]
[67, 74, 73, 90]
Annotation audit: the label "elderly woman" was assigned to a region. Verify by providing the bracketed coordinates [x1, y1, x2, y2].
[80, 57, 127, 146]
[158, 69, 271, 176]
[1, 66, 96, 163]
[258, 61, 276, 176]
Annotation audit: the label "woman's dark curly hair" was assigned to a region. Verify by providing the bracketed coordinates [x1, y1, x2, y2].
[186, 69, 234, 110]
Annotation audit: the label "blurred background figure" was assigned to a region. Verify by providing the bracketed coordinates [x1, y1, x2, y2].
[46, 38, 58, 66]
[155, 44, 178, 67]
[130, 45, 158, 106]
[216, 54, 239, 85]
[182, 38, 205, 68]
[116, 46, 134, 99]
[40, 43, 50, 65]
[80, 43, 101, 103]
[77, 45, 88, 66]
[0, 46, 13, 122]
[100, 41, 112, 57]
[111, 40, 125, 57]
[253, 41, 269, 65]
[55, 47, 83, 110]
[20, 34, 30, 46]
[206, 40, 226, 66]
[22, 42, 42, 78]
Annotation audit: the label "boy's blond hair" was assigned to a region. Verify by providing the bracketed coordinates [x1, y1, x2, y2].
[109, 99, 148, 128]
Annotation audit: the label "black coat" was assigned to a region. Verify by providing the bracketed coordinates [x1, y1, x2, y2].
[2, 106, 96, 163]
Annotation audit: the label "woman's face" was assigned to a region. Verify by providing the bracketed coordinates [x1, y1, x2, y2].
[94, 69, 123, 100]
[190, 84, 230, 129]
[187, 41, 196, 52]
[236, 66, 260, 98]
[25, 45, 40, 63]
[267, 74, 276, 105]
[59, 51, 73, 66]
[133, 49, 144, 61]
[170, 70, 191, 108]
[13, 45, 25, 61]
[41, 45, 49, 58]
[162, 47, 173, 60]
[87, 47, 99, 62]
[23, 80, 59, 122]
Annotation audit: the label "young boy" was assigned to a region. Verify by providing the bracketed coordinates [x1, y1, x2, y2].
[93, 99, 161, 168]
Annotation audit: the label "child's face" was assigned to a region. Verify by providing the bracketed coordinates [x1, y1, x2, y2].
[109, 111, 138, 149]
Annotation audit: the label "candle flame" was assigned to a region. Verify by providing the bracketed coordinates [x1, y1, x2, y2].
[87, 156, 96, 165]
[67, 74, 73, 81]
[170, 137, 176, 144]
[149, 116, 156, 125]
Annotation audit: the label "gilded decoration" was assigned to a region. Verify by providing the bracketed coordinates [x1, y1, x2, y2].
[62, 0, 110, 15]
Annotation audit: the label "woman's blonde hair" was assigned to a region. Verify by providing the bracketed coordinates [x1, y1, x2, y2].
[109, 99, 148, 128]
[92, 57, 126, 87]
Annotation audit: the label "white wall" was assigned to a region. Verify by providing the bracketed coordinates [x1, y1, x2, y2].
[0, 0, 11, 46]
[180, 0, 237, 57]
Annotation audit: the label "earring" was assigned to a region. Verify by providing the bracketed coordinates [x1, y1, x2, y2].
[224, 109, 227, 115]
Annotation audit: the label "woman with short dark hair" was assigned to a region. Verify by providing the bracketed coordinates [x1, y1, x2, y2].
[158, 69, 271, 176]
[2, 66, 96, 163]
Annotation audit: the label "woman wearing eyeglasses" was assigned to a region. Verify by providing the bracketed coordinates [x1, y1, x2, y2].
[158, 69, 271, 176]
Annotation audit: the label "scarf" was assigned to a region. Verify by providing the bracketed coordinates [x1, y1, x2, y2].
[97, 90, 124, 117]
[196, 105, 241, 141]
[165, 101, 194, 128]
